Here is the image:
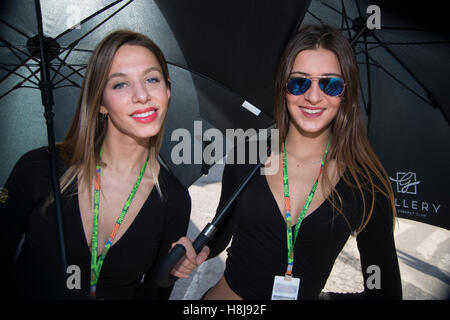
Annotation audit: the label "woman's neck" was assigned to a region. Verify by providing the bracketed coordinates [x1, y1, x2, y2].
[100, 131, 149, 175]
[284, 123, 332, 162]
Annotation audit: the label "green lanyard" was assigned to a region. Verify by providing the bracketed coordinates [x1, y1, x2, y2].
[282, 136, 331, 277]
[90, 150, 149, 298]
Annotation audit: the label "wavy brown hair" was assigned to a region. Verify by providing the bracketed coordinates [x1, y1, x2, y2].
[55, 30, 171, 202]
[274, 24, 395, 233]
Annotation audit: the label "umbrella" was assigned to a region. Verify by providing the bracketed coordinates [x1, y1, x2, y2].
[302, 0, 450, 230]
[0, 0, 310, 276]
[0, 0, 313, 186]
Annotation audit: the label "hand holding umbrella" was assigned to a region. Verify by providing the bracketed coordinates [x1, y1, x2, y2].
[156, 147, 269, 287]
[169, 237, 210, 280]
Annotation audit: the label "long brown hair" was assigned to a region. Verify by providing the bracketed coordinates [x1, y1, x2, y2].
[56, 29, 171, 201]
[274, 24, 395, 233]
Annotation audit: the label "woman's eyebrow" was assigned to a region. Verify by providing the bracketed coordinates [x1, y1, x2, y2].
[143, 66, 162, 75]
[290, 71, 309, 76]
[322, 72, 342, 77]
[108, 72, 127, 80]
[289, 71, 342, 77]
[107, 67, 163, 81]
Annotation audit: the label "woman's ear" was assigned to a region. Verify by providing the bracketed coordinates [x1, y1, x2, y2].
[166, 78, 171, 100]
[99, 105, 108, 115]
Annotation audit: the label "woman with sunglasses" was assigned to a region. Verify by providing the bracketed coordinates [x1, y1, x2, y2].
[173, 24, 402, 300]
[0, 30, 191, 300]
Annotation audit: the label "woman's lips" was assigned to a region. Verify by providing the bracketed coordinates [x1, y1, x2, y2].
[299, 106, 325, 118]
[131, 107, 158, 123]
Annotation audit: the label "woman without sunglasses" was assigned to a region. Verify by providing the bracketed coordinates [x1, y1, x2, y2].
[0, 30, 194, 299]
[172, 24, 402, 300]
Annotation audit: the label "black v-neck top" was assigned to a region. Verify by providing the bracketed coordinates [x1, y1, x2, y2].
[207, 153, 402, 300]
[0, 147, 191, 300]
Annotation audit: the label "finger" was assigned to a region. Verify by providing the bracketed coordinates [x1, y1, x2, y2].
[170, 260, 191, 278]
[170, 257, 198, 278]
[170, 268, 190, 279]
[196, 246, 210, 265]
[176, 258, 197, 273]
[176, 237, 197, 265]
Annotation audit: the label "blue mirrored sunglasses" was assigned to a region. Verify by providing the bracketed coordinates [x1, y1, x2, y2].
[286, 76, 345, 97]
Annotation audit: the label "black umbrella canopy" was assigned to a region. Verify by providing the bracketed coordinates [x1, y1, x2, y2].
[303, 0, 450, 229]
[0, 0, 194, 184]
[154, 0, 310, 121]
[0, 0, 310, 187]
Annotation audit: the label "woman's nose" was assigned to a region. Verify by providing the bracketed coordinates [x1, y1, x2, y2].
[132, 81, 150, 104]
[304, 80, 323, 105]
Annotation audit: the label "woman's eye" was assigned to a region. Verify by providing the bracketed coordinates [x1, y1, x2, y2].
[112, 82, 127, 89]
[146, 77, 160, 84]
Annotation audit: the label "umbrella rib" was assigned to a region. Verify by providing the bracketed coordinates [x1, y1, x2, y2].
[0, 38, 39, 64]
[319, 1, 353, 25]
[48, 47, 91, 84]
[354, 0, 363, 17]
[0, 87, 20, 100]
[54, 0, 134, 56]
[340, 0, 345, 29]
[305, 10, 325, 24]
[166, 61, 273, 121]
[0, 63, 82, 101]
[55, 0, 130, 40]
[18, 85, 40, 89]
[370, 33, 439, 107]
[0, 77, 39, 101]
[52, 65, 85, 88]
[367, 55, 432, 105]
[68, 47, 93, 53]
[358, 76, 368, 115]
[0, 63, 39, 86]
[360, 40, 450, 47]
[0, 18, 31, 40]
[340, 0, 353, 40]
[53, 84, 81, 89]
[53, 0, 134, 77]
[49, 62, 83, 88]
[0, 64, 40, 86]
[0, 37, 40, 83]
[50, 44, 77, 83]
[54, 56, 86, 80]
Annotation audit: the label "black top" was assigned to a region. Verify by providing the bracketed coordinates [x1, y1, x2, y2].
[207, 156, 402, 300]
[0, 147, 191, 300]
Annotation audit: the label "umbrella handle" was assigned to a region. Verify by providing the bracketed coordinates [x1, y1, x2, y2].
[155, 159, 265, 288]
[156, 138, 273, 288]
[156, 223, 216, 287]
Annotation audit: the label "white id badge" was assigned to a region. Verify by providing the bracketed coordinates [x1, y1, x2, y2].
[271, 275, 300, 300]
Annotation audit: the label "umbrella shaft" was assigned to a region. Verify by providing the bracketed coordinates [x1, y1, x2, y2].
[40, 81, 54, 109]
[34, 0, 51, 81]
[34, 0, 67, 273]
[211, 155, 267, 228]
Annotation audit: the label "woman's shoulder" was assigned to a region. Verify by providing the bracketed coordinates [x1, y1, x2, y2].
[16, 146, 50, 165]
[9, 147, 52, 178]
[338, 167, 394, 229]
[11, 146, 69, 177]
[3, 147, 55, 198]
